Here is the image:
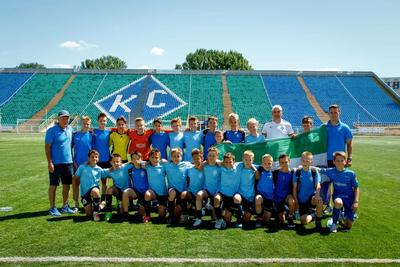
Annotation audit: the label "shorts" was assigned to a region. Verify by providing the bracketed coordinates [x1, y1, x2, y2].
[113, 187, 123, 201]
[168, 188, 183, 204]
[97, 161, 111, 169]
[336, 196, 356, 222]
[299, 196, 316, 216]
[241, 197, 254, 213]
[205, 189, 215, 203]
[258, 195, 273, 212]
[220, 193, 234, 211]
[155, 193, 168, 207]
[134, 190, 146, 205]
[275, 198, 289, 213]
[49, 163, 73, 186]
[81, 186, 99, 207]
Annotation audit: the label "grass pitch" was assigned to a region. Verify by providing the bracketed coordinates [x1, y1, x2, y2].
[0, 134, 399, 265]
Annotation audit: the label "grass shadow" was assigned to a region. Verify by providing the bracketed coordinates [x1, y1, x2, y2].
[0, 210, 49, 221]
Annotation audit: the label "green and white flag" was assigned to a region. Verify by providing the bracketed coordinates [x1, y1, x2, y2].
[216, 125, 327, 168]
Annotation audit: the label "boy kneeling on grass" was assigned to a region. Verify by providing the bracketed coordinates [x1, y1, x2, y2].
[318, 151, 359, 233]
[73, 150, 108, 221]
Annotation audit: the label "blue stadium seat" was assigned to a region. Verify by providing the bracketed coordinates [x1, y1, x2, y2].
[0, 73, 33, 106]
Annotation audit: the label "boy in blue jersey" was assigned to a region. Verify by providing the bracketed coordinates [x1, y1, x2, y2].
[183, 116, 203, 162]
[273, 154, 296, 228]
[223, 113, 245, 144]
[104, 153, 132, 221]
[126, 151, 151, 223]
[237, 150, 258, 228]
[202, 116, 218, 159]
[92, 113, 111, 203]
[74, 150, 108, 221]
[180, 149, 204, 226]
[149, 118, 170, 159]
[164, 148, 191, 224]
[319, 151, 359, 233]
[245, 118, 265, 144]
[168, 117, 184, 160]
[193, 147, 221, 227]
[214, 153, 242, 229]
[72, 116, 93, 211]
[255, 154, 274, 226]
[293, 151, 323, 231]
[144, 149, 168, 221]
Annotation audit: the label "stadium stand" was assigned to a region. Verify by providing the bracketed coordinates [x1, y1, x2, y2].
[0, 73, 33, 106]
[262, 75, 322, 126]
[337, 76, 400, 122]
[0, 74, 71, 125]
[302, 75, 379, 126]
[227, 75, 272, 127]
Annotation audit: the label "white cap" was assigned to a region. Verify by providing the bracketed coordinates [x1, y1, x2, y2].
[272, 105, 282, 112]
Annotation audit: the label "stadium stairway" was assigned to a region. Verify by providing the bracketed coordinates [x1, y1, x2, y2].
[221, 74, 234, 130]
[20, 74, 76, 131]
[297, 76, 330, 123]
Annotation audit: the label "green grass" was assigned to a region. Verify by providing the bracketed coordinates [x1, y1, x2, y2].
[0, 134, 399, 264]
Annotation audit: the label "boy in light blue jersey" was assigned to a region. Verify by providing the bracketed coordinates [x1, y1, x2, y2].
[168, 117, 184, 160]
[237, 150, 258, 228]
[202, 116, 218, 159]
[74, 150, 108, 221]
[164, 148, 191, 223]
[72, 116, 93, 210]
[149, 118, 170, 160]
[318, 151, 359, 233]
[245, 118, 265, 144]
[193, 147, 221, 227]
[273, 154, 296, 228]
[214, 153, 242, 229]
[144, 149, 168, 221]
[183, 116, 203, 162]
[92, 113, 111, 202]
[223, 113, 245, 144]
[104, 153, 133, 221]
[180, 149, 204, 226]
[126, 151, 151, 223]
[293, 151, 323, 231]
[255, 154, 274, 225]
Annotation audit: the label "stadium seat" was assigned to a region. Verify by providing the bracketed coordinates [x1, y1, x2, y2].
[0, 73, 33, 106]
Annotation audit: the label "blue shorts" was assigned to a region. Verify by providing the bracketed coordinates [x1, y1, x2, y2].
[339, 197, 356, 222]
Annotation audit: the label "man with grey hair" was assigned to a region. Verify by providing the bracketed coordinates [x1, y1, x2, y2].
[45, 110, 76, 216]
[262, 105, 295, 139]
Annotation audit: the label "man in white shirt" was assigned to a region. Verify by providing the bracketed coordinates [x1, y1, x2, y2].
[261, 105, 295, 139]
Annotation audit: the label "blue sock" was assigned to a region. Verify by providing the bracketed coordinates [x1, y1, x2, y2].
[332, 208, 340, 224]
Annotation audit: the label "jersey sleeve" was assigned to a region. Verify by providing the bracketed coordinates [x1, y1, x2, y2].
[351, 172, 359, 188]
[45, 128, 54, 145]
[344, 125, 353, 142]
[286, 123, 294, 135]
[75, 165, 84, 177]
[101, 168, 109, 179]
[315, 170, 321, 184]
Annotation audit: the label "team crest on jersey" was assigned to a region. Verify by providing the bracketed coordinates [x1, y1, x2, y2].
[94, 75, 187, 124]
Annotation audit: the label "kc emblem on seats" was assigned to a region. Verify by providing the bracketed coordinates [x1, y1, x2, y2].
[95, 75, 187, 125]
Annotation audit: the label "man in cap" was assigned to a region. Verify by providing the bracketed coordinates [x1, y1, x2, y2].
[261, 105, 295, 139]
[45, 110, 76, 216]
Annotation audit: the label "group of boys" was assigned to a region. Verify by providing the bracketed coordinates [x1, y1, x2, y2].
[45, 107, 358, 233]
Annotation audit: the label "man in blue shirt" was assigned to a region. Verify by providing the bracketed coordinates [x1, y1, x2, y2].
[45, 110, 75, 216]
[293, 152, 323, 231]
[322, 104, 353, 213]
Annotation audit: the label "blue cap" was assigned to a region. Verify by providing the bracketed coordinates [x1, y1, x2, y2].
[58, 110, 70, 118]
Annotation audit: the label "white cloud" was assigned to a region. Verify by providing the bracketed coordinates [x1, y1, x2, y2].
[150, 47, 165, 56]
[59, 40, 98, 50]
[137, 65, 152, 69]
[53, 64, 72, 68]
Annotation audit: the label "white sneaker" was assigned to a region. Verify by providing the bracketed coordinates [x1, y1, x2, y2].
[93, 212, 101, 221]
[326, 218, 333, 228]
[220, 220, 227, 229]
[205, 202, 213, 211]
[330, 223, 337, 233]
[193, 218, 202, 227]
[215, 219, 223, 229]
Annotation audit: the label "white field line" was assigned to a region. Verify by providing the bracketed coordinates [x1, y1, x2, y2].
[0, 257, 399, 264]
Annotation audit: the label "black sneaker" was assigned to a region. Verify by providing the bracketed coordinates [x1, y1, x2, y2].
[287, 218, 295, 228]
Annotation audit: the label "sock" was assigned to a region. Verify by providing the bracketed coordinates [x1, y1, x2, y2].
[105, 195, 112, 211]
[101, 194, 106, 202]
[144, 201, 151, 216]
[195, 209, 202, 219]
[234, 204, 243, 222]
[332, 208, 340, 224]
[168, 200, 175, 217]
[316, 216, 322, 222]
[93, 198, 100, 212]
[181, 200, 188, 215]
[215, 206, 222, 219]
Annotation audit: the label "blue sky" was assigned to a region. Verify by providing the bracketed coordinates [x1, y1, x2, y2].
[1, 0, 399, 76]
